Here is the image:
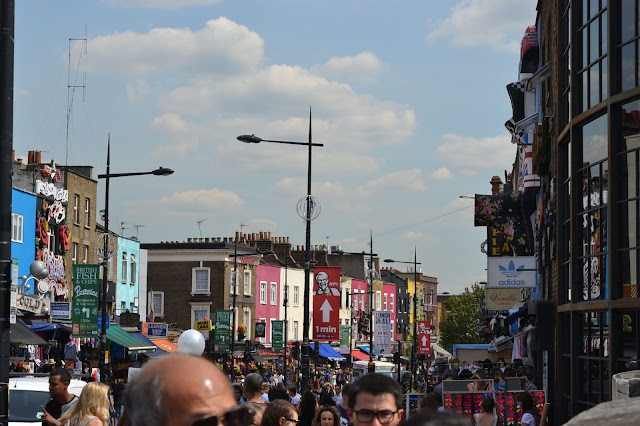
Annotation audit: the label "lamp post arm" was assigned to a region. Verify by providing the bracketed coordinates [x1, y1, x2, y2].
[263, 139, 324, 147]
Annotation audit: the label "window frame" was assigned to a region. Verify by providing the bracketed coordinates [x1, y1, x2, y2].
[192, 267, 211, 295]
[293, 286, 300, 305]
[121, 252, 128, 283]
[152, 291, 164, 317]
[73, 194, 79, 224]
[190, 302, 211, 329]
[260, 281, 267, 304]
[270, 282, 277, 305]
[11, 213, 23, 243]
[84, 198, 90, 228]
[130, 254, 137, 284]
[83, 245, 88, 264]
[243, 269, 251, 295]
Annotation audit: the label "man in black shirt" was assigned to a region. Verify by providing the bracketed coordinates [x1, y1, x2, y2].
[41, 369, 78, 426]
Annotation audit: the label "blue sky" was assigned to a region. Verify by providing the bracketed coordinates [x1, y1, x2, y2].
[14, 0, 538, 294]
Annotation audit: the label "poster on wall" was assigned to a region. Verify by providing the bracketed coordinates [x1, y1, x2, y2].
[374, 311, 392, 355]
[312, 266, 341, 341]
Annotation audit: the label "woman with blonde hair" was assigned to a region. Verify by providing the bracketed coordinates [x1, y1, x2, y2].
[59, 382, 110, 426]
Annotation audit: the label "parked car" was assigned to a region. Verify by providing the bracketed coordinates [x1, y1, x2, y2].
[9, 376, 86, 426]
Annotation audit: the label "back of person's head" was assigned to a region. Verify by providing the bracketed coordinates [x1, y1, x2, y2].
[405, 411, 471, 426]
[245, 373, 265, 394]
[480, 396, 495, 413]
[269, 386, 290, 402]
[50, 368, 71, 384]
[442, 369, 458, 380]
[318, 391, 335, 407]
[59, 382, 110, 424]
[288, 386, 297, 395]
[517, 391, 534, 412]
[299, 390, 318, 419]
[458, 369, 472, 380]
[491, 368, 503, 379]
[418, 393, 441, 412]
[244, 402, 267, 426]
[347, 373, 403, 410]
[260, 399, 298, 426]
[503, 367, 516, 377]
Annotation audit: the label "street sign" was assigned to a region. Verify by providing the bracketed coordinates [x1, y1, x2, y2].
[375, 311, 393, 356]
[214, 310, 231, 352]
[272, 320, 284, 353]
[195, 320, 211, 331]
[312, 266, 341, 341]
[72, 265, 100, 337]
[417, 320, 431, 356]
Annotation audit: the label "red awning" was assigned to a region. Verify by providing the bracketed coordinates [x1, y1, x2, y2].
[151, 339, 178, 353]
[351, 350, 370, 361]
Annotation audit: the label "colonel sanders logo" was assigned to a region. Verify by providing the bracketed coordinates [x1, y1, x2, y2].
[313, 271, 340, 296]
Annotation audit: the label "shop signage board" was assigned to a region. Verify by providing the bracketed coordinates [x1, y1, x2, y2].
[145, 322, 168, 337]
[214, 310, 231, 352]
[272, 320, 284, 353]
[195, 320, 211, 331]
[374, 311, 393, 355]
[339, 326, 351, 354]
[51, 302, 71, 320]
[312, 266, 341, 340]
[72, 264, 100, 337]
[417, 320, 431, 355]
[485, 288, 522, 312]
[487, 257, 537, 288]
[16, 294, 50, 315]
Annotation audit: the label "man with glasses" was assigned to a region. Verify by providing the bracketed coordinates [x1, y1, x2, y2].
[346, 374, 405, 426]
[124, 354, 238, 426]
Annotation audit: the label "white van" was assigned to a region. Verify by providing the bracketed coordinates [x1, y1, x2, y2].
[352, 360, 397, 379]
[9, 376, 86, 426]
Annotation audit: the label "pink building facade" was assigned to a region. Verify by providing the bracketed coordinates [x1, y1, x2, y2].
[351, 279, 369, 341]
[255, 264, 281, 345]
[382, 282, 396, 341]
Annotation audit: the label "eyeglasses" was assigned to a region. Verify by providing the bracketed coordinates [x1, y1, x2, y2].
[352, 410, 397, 424]
[285, 418, 300, 424]
[191, 404, 255, 426]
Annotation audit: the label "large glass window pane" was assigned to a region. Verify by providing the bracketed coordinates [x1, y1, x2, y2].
[583, 28, 589, 69]
[590, 63, 600, 106]
[601, 57, 608, 99]
[625, 200, 637, 248]
[590, 20, 599, 61]
[583, 115, 608, 165]
[582, 70, 589, 111]
[601, 11, 607, 56]
[622, 0, 635, 43]
[622, 42, 636, 92]
[590, 0, 599, 17]
[619, 250, 638, 296]
[627, 151, 638, 199]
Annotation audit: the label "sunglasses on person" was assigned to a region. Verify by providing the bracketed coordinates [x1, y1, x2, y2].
[191, 404, 255, 426]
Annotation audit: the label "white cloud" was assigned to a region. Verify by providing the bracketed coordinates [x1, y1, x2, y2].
[82, 18, 263, 76]
[429, 167, 454, 181]
[367, 169, 427, 193]
[160, 188, 245, 211]
[126, 79, 151, 103]
[105, 0, 220, 8]
[426, 0, 537, 52]
[434, 133, 516, 175]
[312, 52, 385, 84]
[397, 231, 438, 242]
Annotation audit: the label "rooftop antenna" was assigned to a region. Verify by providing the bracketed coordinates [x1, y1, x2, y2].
[120, 221, 129, 234]
[66, 26, 88, 166]
[197, 219, 207, 238]
[133, 224, 146, 239]
[239, 223, 248, 243]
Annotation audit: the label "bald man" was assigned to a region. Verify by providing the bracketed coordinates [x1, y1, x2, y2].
[124, 354, 236, 426]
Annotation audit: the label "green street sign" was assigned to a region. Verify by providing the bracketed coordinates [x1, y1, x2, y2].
[72, 265, 100, 337]
[340, 326, 351, 354]
[272, 320, 284, 353]
[214, 310, 232, 352]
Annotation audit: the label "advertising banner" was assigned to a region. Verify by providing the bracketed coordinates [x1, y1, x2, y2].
[72, 265, 100, 337]
[312, 266, 341, 340]
[485, 288, 521, 312]
[487, 257, 537, 288]
[417, 320, 431, 356]
[214, 310, 231, 352]
[374, 311, 393, 355]
[340, 326, 351, 354]
[272, 320, 284, 353]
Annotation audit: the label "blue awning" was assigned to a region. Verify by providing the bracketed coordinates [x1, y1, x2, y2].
[25, 321, 59, 332]
[358, 345, 375, 355]
[132, 332, 169, 357]
[319, 343, 346, 361]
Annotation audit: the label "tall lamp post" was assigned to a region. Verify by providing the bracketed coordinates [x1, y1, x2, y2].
[384, 250, 422, 391]
[237, 110, 324, 392]
[97, 137, 173, 382]
[228, 239, 273, 382]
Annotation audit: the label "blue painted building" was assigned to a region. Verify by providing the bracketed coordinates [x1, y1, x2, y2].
[11, 188, 36, 293]
[116, 236, 141, 316]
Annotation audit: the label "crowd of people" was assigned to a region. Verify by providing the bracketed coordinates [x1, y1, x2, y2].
[37, 355, 541, 426]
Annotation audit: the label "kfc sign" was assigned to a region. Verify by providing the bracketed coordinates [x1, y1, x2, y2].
[312, 266, 341, 341]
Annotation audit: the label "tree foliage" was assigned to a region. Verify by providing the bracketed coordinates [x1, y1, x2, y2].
[439, 284, 484, 351]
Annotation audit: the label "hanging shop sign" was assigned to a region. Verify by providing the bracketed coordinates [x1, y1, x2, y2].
[312, 266, 341, 341]
[72, 264, 100, 337]
[214, 310, 231, 352]
[487, 257, 537, 288]
[485, 288, 522, 312]
[374, 311, 393, 356]
[51, 302, 71, 320]
[255, 321, 266, 338]
[16, 294, 50, 315]
[272, 320, 284, 353]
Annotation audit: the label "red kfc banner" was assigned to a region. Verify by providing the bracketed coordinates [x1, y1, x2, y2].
[312, 266, 341, 341]
[418, 320, 431, 356]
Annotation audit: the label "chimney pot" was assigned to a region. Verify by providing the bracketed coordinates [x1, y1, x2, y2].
[28, 151, 34, 164]
[35, 151, 42, 164]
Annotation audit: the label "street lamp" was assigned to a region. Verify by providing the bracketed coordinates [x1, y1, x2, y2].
[97, 136, 173, 382]
[384, 251, 422, 391]
[228, 240, 273, 382]
[237, 110, 324, 392]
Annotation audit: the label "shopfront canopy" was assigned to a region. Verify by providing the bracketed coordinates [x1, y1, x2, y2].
[11, 321, 48, 345]
[106, 326, 156, 355]
[24, 320, 59, 332]
[151, 339, 178, 353]
[350, 350, 370, 361]
[318, 343, 346, 361]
